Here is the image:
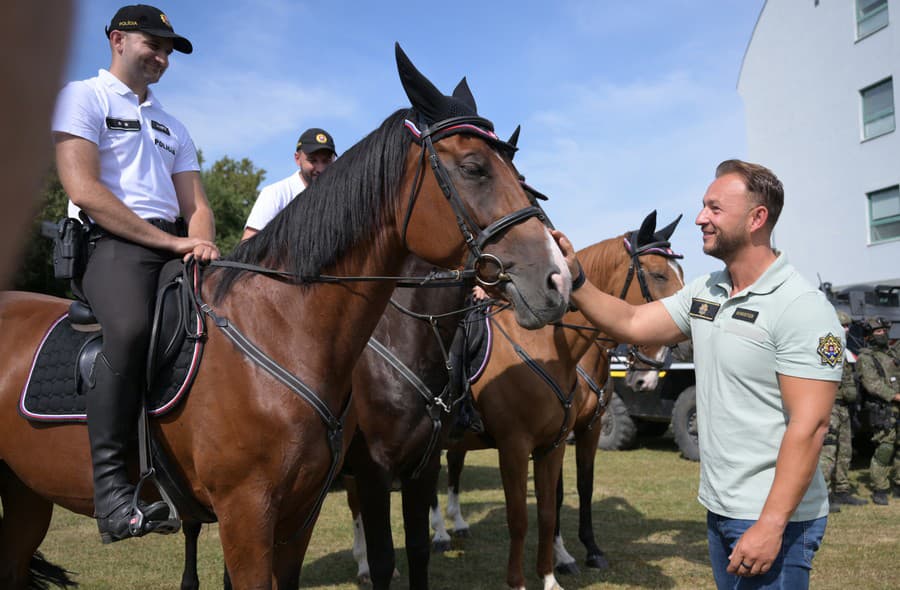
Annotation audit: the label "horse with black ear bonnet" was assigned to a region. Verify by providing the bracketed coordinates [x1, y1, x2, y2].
[432, 211, 684, 589]
[0, 43, 570, 589]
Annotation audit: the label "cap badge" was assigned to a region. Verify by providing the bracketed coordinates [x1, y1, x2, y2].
[817, 333, 843, 367]
[160, 13, 171, 28]
[315, 133, 328, 144]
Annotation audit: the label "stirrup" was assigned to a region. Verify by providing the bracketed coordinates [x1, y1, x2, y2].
[129, 467, 181, 537]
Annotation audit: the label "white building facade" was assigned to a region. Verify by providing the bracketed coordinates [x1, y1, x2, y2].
[738, 0, 899, 288]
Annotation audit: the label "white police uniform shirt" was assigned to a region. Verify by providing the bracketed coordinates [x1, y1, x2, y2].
[661, 252, 842, 521]
[244, 171, 307, 231]
[52, 69, 200, 222]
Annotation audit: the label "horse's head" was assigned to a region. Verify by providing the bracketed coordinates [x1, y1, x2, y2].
[394, 44, 569, 329]
[588, 210, 685, 391]
[622, 211, 685, 390]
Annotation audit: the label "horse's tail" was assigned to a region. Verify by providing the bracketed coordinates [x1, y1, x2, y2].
[28, 551, 77, 589]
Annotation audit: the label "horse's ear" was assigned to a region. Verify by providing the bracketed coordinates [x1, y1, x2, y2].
[452, 77, 477, 112]
[508, 125, 521, 148]
[653, 214, 683, 243]
[635, 210, 658, 247]
[395, 43, 446, 123]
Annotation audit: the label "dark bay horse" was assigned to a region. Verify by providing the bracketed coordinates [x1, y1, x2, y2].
[433, 212, 684, 589]
[0, 45, 571, 590]
[341, 255, 470, 590]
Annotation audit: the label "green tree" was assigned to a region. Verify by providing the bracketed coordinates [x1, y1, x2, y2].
[12, 154, 265, 296]
[199, 151, 265, 256]
[12, 166, 70, 297]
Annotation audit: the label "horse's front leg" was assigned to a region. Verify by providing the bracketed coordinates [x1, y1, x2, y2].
[356, 468, 396, 590]
[533, 445, 566, 590]
[216, 492, 277, 590]
[497, 445, 530, 590]
[574, 425, 608, 569]
[181, 521, 202, 590]
[272, 526, 312, 590]
[401, 459, 441, 589]
[445, 448, 470, 536]
[552, 466, 579, 576]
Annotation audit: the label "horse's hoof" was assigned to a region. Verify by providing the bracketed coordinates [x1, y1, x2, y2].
[585, 553, 610, 570]
[432, 539, 452, 553]
[555, 561, 580, 576]
[357, 573, 371, 586]
[452, 527, 470, 538]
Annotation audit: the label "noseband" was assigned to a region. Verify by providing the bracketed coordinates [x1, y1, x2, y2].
[619, 236, 683, 370]
[402, 116, 550, 287]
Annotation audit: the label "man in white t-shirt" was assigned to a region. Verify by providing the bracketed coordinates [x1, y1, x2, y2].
[51, 4, 218, 544]
[241, 127, 337, 240]
[553, 160, 841, 589]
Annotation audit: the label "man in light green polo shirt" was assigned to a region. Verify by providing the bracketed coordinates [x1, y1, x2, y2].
[552, 159, 842, 589]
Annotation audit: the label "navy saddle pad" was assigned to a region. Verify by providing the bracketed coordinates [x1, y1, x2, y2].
[19, 264, 205, 423]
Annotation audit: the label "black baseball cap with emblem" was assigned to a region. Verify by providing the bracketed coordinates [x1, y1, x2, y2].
[296, 128, 337, 156]
[105, 4, 193, 54]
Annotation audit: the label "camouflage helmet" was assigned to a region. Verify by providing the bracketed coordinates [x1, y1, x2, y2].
[863, 317, 891, 333]
[836, 310, 851, 326]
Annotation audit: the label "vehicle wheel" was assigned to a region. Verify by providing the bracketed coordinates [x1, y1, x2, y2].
[672, 386, 699, 461]
[598, 393, 636, 450]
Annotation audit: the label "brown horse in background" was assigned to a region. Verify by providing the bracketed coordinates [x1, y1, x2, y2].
[432, 212, 684, 589]
[0, 45, 571, 590]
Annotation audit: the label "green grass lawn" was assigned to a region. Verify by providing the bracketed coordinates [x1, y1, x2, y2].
[32, 437, 900, 589]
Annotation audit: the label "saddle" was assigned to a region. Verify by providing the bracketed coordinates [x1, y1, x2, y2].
[446, 301, 493, 440]
[20, 259, 217, 524]
[449, 301, 493, 389]
[19, 260, 204, 422]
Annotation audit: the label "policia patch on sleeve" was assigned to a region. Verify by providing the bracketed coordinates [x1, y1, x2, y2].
[816, 333, 843, 367]
[690, 298, 720, 321]
[106, 117, 141, 131]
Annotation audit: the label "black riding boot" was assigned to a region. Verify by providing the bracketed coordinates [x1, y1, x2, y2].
[87, 353, 167, 543]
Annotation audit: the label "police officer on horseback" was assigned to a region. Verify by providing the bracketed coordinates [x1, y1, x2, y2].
[51, 4, 219, 543]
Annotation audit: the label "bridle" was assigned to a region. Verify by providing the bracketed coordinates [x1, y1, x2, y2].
[618, 234, 683, 370]
[401, 115, 550, 287]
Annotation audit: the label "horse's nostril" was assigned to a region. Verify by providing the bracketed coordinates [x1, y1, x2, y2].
[548, 270, 563, 293]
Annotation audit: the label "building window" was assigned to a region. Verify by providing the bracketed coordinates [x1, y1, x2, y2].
[869, 185, 900, 243]
[857, 0, 889, 39]
[861, 78, 895, 139]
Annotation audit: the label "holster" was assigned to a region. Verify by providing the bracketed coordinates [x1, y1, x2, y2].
[52, 217, 90, 280]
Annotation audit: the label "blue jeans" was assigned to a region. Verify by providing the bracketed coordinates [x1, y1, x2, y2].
[706, 511, 827, 589]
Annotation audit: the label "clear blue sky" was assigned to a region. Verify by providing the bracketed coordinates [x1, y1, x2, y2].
[62, 0, 765, 278]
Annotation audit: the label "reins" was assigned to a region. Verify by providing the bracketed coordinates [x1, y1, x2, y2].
[207, 259, 476, 288]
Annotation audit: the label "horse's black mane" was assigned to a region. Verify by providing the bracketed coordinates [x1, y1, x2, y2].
[211, 109, 414, 302]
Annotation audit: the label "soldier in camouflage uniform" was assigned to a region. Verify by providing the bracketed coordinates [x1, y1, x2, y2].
[857, 317, 900, 505]
[819, 311, 867, 511]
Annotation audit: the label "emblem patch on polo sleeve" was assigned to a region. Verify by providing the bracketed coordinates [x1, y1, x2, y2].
[690, 298, 719, 321]
[816, 333, 843, 367]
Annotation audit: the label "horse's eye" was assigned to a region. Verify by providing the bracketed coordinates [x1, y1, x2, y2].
[651, 272, 667, 282]
[460, 162, 486, 178]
